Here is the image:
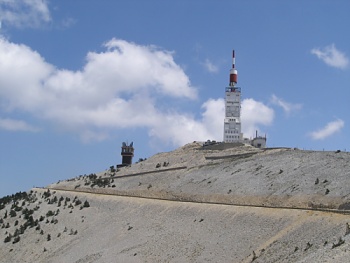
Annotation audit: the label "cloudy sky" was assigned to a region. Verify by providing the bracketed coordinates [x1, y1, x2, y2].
[0, 1, 349, 196]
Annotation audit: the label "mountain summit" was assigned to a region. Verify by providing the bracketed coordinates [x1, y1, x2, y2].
[1, 142, 350, 262]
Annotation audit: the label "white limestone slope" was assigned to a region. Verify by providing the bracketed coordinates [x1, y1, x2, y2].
[1, 142, 350, 262]
[50, 142, 350, 211]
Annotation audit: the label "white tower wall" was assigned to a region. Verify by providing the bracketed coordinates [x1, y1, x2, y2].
[224, 87, 242, 142]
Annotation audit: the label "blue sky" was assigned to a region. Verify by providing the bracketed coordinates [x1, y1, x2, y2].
[0, 1, 349, 197]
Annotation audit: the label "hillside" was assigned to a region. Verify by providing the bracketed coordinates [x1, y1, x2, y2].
[1, 142, 350, 262]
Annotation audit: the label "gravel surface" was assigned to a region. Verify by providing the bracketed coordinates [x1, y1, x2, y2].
[1, 142, 350, 262]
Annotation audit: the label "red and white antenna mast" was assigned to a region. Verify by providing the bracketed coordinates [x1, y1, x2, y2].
[229, 50, 238, 87]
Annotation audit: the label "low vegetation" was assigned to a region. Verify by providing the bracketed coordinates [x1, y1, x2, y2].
[1, 189, 90, 246]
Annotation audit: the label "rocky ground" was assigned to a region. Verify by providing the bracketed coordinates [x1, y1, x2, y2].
[1, 142, 350, 262]
[50, 142, 350, 210]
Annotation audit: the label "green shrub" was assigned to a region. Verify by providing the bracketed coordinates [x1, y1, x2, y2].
[12, 236, 20, 244]
[4, 235, 12, 243]
[42, 190, 51, 198]
[46, 210, 54, 217]
[22, 208, 34, 219]
[9, 210, 17, 217]
[14, 206, 22, 212]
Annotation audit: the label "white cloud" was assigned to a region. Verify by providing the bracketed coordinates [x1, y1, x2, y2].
[241, 98, 274, 138]
[201, 98, 224, 139]
[0, 118, 39, 132]
[309, 119, 344, 140]
[0, 38, 198, 143]
[148, 99, 224, 146]
[149, 112, 211, 146]
[270, 94, 302, 115]
[311, 44, 349, 70]
[0, 0, 51, 28]
[60, 17, 76, 29]
[202, 59, 219, 73]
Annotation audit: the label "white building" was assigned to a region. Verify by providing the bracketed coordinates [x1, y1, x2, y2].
[223, 87, 243, 142]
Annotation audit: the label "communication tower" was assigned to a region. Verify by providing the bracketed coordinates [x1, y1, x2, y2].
[223, 50, 243, 142]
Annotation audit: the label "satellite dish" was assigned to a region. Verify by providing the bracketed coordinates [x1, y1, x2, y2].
[130, 142, 133, 147]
